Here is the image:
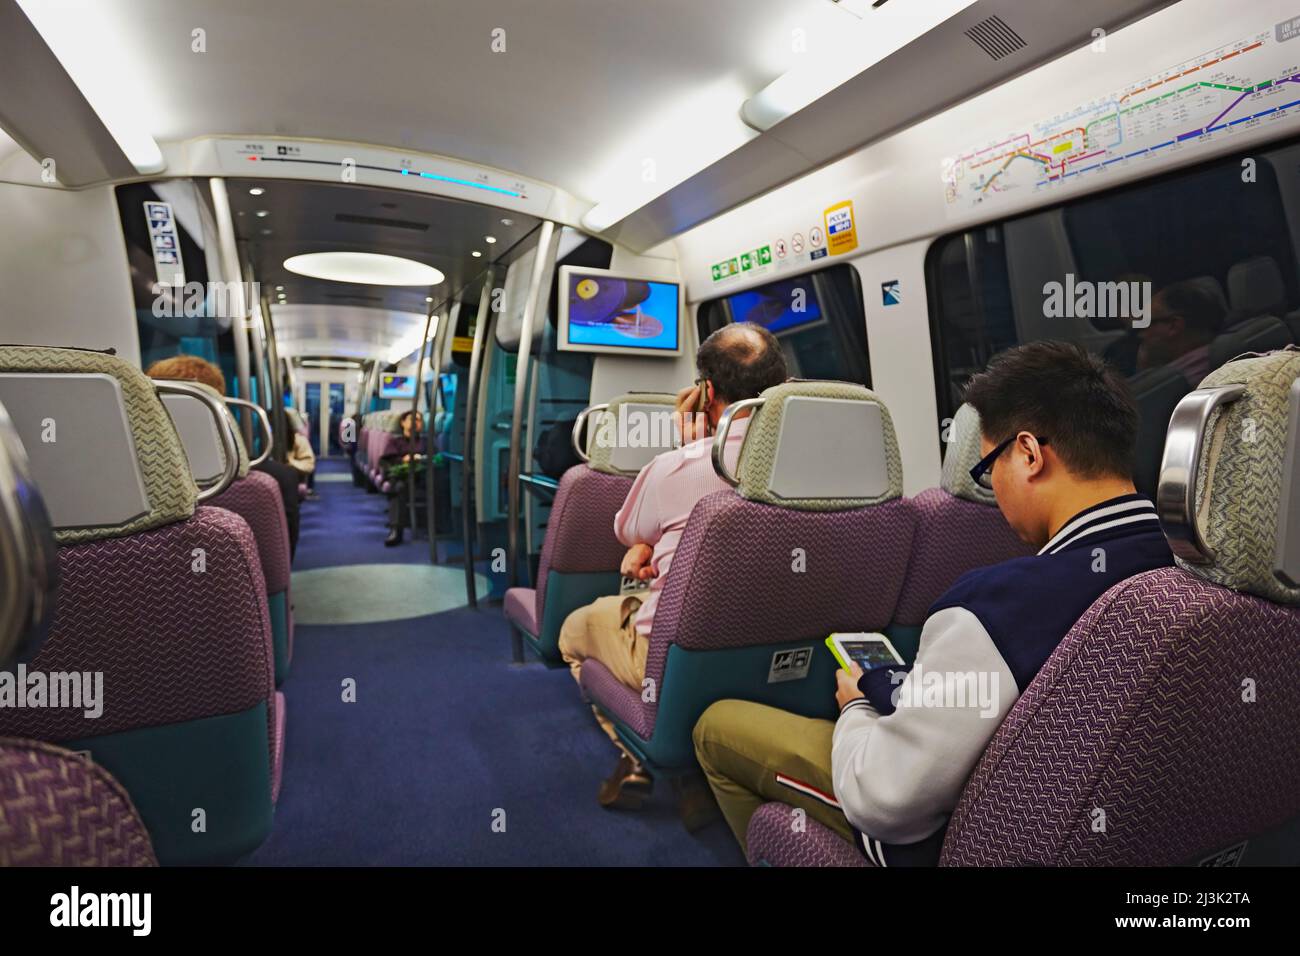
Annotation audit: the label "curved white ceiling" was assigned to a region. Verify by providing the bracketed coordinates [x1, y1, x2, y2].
[15, 0, 855, 202]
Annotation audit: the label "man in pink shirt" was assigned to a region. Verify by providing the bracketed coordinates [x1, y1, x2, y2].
[558, 323, 788, 808]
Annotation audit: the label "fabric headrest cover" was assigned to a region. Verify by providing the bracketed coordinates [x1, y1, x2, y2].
[586, 392, 677, 476]
[1227, 256, 1286, 317]
[735, 380, 903, 511]
[1180, 348, 1300, 603]
[940, 403, 998, 506]
[0, 346, 197, 544]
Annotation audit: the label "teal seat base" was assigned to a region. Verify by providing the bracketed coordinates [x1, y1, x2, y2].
[65, 701, 273, 866]
[883, 623, 924, 665]
[526, 570, 622, 663]
[269, 590, 290, 685]
[604, 640, 841, 773]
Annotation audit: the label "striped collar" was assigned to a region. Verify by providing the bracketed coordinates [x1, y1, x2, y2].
[1037, 493, 1160, 556]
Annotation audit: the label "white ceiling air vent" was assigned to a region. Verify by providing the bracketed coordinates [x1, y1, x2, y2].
[964, 15, 1026, 60]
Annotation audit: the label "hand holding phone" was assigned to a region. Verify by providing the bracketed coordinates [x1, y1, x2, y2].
[674, 379, 712, 444]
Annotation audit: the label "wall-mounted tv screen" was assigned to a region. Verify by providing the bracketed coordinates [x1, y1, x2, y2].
[556, 266, 682, 357]
[724, 277, 826, 336]
[379, 373, 417, 399]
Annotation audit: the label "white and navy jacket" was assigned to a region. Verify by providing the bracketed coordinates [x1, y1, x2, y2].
[831, 494, 1173, 866]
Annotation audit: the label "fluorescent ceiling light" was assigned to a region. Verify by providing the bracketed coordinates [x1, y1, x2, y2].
[385, 315, 441, 365]
[284, 252, 445, 287]
[579, 76, 755, 233]
[740, 0, 979, 132]
[299, 360, 362, 370]
[16, 1, 166, 174]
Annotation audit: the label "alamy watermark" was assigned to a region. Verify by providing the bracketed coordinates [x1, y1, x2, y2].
[1043, 274, 1150, 329]
[151, 280, 261, 321]
[0, 665, 104, 719]
[591, 407, 712, 458]
[890, 663, 1001, 719]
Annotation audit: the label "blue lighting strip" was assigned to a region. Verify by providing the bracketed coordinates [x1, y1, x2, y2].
[249, 155, 524, 199]
[401, 168, 522, 197]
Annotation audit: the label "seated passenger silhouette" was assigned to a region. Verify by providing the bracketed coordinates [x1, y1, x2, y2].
[145, 353, 302, 556]
[559, 323, 788, 808]
[694, 342, 1174, 865]
[1136, 280, 1225, 386]
[382, 410, 424, 547]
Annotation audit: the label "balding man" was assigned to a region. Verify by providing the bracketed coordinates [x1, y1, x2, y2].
[558, 323, 789, 809]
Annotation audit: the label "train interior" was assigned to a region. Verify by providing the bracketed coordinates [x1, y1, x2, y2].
[1, 0, 1299, 877]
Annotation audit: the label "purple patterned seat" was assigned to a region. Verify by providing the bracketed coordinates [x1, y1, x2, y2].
[941, 567, 1300, 865]
[0, 737, 157, 867]
[0, 346, 278, 865]
[212, 469, 294, 686]
[746, 802, 868, 867]
[159, 382, 295, 685]
[943, 350, 1300, 866]
[581, 381, 918, 770]
[504, 393, 676, 662]
[893, 405, 1033, 648]
[750, 350, 1300, 866]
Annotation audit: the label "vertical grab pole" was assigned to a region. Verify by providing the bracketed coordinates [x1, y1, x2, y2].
[261, 293, 289, 461]
[461, 276, 496, 609]
[407, 301, 436, 537]
[427, 304, 453, 565]
[506, 222, 558, 663]
[209, 178, 254, 450]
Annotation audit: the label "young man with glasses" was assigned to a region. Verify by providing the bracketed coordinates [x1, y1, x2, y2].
[693, 341, 1174, 865]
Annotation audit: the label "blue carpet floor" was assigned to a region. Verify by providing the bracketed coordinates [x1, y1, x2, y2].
[246, 458, 745, 866]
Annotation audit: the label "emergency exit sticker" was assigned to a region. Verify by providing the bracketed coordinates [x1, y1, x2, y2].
[824, 200, 858, 256]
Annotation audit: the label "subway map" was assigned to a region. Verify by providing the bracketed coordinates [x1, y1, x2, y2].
[944, 15, 1300, 213]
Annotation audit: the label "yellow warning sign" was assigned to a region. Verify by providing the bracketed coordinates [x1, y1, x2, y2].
[824, 200, 858, 256]
[451, 335, 475, 353]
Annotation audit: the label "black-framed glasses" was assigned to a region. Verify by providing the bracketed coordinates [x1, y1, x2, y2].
[969, 434, 1050, 490]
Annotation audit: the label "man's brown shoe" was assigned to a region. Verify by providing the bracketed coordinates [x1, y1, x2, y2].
[597, 754, 653, 809]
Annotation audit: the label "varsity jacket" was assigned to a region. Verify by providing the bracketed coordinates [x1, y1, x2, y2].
[831, 494, 1174, 865]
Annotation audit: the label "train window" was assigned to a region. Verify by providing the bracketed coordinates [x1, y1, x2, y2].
[115, 181, 237, 390]
[697, 264, 870, 386]
[927, 139, 1300, 495]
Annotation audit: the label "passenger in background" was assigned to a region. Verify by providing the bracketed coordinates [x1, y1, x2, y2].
[285, 410, 317, 489]
[1136, 279, 1225, 385]
[382, 410, 425, 547]
[694, 342, 1174, 865]
[286, 407, 318, 496]
[559, 323, 788, 809]
[145, 354, 301, 556]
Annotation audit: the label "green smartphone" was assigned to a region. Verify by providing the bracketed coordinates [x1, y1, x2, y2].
[826, 632, 904, 673]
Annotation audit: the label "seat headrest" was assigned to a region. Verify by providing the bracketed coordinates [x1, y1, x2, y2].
[725, 380, 903, 511]
[0, 346, 197, 544]
[1227, 255, 1286, 318]
[1185, 274, 1230, 317]
[159, 380, 250, 485]
[0, 396, 58, 670]
[940, 403, 997, 506]
[1157, 347, 1300, 603]
[583, 392, 677, 477]
[1209, 315, 1291, 369]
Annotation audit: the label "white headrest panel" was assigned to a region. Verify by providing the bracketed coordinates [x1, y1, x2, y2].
[0, 373, 149, 531]
[768, 397, 889, 501]
[161, 392, 230, 486]
[592, 401, 677, 474]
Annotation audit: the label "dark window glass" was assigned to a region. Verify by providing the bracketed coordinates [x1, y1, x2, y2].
[927, 141, 1300, 495]
[115, 181, 237, 391]
[697, 264, 870, 386]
